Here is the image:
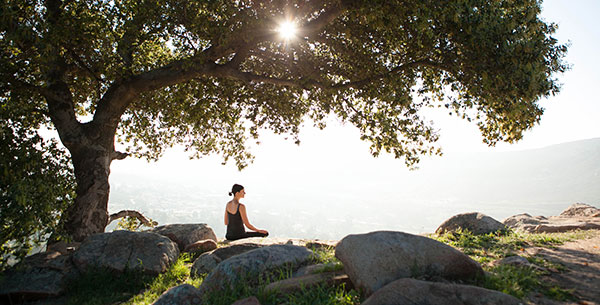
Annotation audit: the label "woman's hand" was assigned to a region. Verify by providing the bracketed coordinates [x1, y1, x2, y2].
[257, 229, 268, 234]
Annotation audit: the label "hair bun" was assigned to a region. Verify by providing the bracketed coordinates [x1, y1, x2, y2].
[228, 192, 233, 196]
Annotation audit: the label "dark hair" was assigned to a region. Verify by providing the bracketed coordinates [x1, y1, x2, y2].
[229, 184, 244, 196]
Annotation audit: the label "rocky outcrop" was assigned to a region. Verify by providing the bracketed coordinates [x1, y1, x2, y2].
[436, 212, 506, 235]
[335, 231, 483, 296]
[361, 278, 522, 305]
[503, 205, 600, 233]
[151, 284, 202, 305]
[0, 251, 78, 303]
[199, 244, 312, 293]
[72, 230, 179, 275]
[151, 224, 217, 251]
[190, 243, 265, 277]
[560, 203, 600, 217]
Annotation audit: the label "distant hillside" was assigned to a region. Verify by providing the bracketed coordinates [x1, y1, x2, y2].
[412, 138, 600, 206]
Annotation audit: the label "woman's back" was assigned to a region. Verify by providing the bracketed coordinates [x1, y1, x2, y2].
[226, 202, 245, 239]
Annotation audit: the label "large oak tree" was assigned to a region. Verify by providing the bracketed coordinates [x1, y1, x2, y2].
[1, 0, 567, 242]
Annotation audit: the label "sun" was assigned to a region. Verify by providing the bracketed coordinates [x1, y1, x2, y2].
[277, 20, 297, 40]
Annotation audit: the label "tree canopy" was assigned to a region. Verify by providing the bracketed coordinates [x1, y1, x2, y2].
[1, 0, 567, 241]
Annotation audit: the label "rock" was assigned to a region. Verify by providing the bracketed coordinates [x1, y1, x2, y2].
[46, 240, 80, 255]
[560, 203, 600, 217]
[199, 244, 313, 293]
[183, 239, 217, 254]
[503, 213, 600, 233]
[190, 252, 222, 278]
[231, 296, 261, 305]
[361, 278, 522, 305]
[335, 231, 483, 296]
[72, 230, 179, 275]
[490, 256, 546, 272]
[264, 271, 351, 295]
[0, 251, 78, 302]
[436, 212, 506, 235]
[211, 243, 264, 260]
[190, 243, 265, 277]
[151, 284, 202, 305]
[305, 240, 337, 250]
[151, 224, 217, 251]
[223, 237, 306, 246]
[503, 213, 545, 228]
[293, 262, 339, 277]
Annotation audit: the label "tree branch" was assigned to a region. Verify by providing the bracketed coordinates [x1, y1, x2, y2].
[108, 210, 157, 227]
[214, 59, 449, 91]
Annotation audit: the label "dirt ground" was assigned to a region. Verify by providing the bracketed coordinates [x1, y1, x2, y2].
[525, 230, 600, 305]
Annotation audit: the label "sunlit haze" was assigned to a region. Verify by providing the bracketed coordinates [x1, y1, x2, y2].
[107, 0, 600, 239]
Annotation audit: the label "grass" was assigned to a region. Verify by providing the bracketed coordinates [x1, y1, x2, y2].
[430, 229, 594, 301]
[51, 230, 596, 304]
[61, 244, 360, 305]
[64, 253, 201, 305]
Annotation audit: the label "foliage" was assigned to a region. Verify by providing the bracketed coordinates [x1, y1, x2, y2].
[0, 117, 75, 271]
[1, 0, 568, 168]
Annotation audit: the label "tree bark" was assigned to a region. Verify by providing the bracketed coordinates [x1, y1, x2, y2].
[64, 144, 113, 242]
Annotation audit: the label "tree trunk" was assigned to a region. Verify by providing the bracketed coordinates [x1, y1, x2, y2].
[64, 145, 113, 242]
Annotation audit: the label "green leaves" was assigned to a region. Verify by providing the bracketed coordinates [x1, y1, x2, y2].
[0, 117, 75, 271]
[1, 0, 567, 170]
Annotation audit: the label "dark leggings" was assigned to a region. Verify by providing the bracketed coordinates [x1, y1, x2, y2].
[226, 231, 269, 241]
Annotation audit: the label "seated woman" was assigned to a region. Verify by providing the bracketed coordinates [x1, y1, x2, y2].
[224, 184, 269, 241]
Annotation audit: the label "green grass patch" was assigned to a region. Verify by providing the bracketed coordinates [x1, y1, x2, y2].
[430, 229, 593, 301]
[64, 253, 201, 305]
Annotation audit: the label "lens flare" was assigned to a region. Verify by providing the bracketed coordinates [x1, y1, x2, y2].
[277, 20, 297, 40]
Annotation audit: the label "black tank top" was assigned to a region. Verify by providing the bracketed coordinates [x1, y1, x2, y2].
[226, 203, 245, 239]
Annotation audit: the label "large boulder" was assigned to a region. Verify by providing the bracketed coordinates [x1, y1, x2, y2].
[152, 284, 202, 305]
[335, 231, 483, 296]
[0, 251, 78, 303]
[436, 212, 506, 235]
[190, 243, 264, 278]
[560, 203, 600, 217]
[361, 278, 522, 305]
[72, 230, 179, 275]
[151, 224, 217, 251]
[199, 244, 313, 293]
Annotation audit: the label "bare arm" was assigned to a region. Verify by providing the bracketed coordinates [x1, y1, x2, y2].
[239, 204, 266, 233]
[224, 205, 229, 225]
